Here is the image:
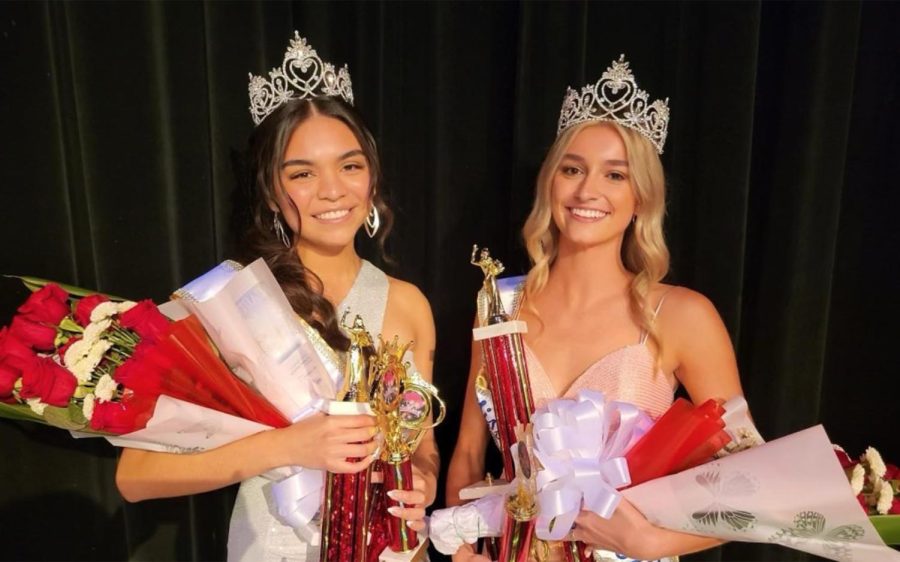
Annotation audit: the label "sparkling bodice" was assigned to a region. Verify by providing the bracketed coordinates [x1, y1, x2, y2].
[525, 341, 675, 420]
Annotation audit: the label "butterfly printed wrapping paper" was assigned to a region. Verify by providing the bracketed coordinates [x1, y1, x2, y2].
[623, 425, 900, 562]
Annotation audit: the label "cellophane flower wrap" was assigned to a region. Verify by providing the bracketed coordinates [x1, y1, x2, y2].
[166, 258, 350, 546]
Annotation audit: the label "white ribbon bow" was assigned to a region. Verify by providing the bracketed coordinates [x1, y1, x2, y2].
[532, 390, 651, 541]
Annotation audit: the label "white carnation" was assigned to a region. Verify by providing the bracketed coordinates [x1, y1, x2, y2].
[117, 301, 137, 313]
[82, 319, 112, 346]
[865, 446, 887, 479]
[71, 339, 113, 383]
[72, 362, 93, 384]
[26, 398, 47, 415]
[94, 374, 119, 402]
[851, 463, 866, 495]
[85, 339, 113, 367]
[876, 478, 894, 515]
[82, 394, 95, 420]
[64, 339, 91, 369]
[90, 301, 120, 323]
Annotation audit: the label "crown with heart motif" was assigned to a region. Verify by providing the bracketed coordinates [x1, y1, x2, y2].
[248, 32, 354, 126]
[557, 55, 670, 154]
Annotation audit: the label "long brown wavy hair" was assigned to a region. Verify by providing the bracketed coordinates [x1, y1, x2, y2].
[521, 121, 670, 360]
[239, 97, 394, 351]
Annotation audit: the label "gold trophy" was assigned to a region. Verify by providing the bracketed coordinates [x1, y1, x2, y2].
[370, 336, 446, 554]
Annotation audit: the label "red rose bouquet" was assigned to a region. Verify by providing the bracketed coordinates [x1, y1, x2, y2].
[0, 277, 288, 441]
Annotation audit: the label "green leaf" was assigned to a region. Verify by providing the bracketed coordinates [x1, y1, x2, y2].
[58, 316, 84, 333]
[3, 275, 127, 301]
[0, 402, 50, 425]
[870, 514, 900, 545]
[41, 404, 88, 431]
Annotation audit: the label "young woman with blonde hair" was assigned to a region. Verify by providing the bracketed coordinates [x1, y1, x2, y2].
[446, 56, 746, 562]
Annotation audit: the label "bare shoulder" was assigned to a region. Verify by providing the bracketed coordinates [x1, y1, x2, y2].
[652, 285, 742, 400]
[386, 276, 433, 319]
[654, 284, 721, 325]
[653, 284, 732, 353]
[384, 276, 436, 372]
[384, 276, 435, 344]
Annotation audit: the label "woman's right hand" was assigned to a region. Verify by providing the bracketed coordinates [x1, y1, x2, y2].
[276, 412, 379, 473]
[452, 543, 491, 562]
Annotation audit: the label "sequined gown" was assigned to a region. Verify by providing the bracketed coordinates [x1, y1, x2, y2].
[227, 260, 394, 562]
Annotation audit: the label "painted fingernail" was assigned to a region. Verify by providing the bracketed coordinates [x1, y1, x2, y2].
[386, 489, 400, 500]
[371, 444, 382, 461]
[387, 506, 402, 517]
[406, 520, 419, 529]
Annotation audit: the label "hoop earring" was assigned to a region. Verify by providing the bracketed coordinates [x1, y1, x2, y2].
[365, 204, 380, 238]
[273, 212, 291, 248]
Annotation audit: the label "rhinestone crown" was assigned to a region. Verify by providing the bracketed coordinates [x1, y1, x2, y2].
[248, 32, 354, 125]
[558, 55, 670, 153]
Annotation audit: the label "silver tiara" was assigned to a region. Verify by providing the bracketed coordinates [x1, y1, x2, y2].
[557, 55, 670, 153]
[248, 32, 354, 126]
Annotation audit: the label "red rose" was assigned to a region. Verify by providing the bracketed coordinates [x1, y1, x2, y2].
[113, 347, 164, 397]
[17, 283, 70, 326]
[118, 300, 169, 342]
[0, 355, 27, 397]
[74, 294, 109, 327]
[9, 315, 57, 351]
[89, 391, 156, 434]
[883, 463, 899, 481]
[18, 356, 77, 406]
[0, 327, 37, 361]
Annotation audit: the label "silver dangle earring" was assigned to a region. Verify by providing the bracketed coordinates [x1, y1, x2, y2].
[364, 204, 380, 238]
[273, 212, 291, 247]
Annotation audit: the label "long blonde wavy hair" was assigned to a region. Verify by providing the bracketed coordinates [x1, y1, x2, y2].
[521, 120, 670, 358]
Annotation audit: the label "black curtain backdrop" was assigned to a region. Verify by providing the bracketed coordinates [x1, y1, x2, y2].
[1, 1, 898, 561]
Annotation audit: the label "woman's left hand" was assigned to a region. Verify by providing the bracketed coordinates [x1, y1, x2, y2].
[386, 463, 434, 532]
[569, 498, 661, 560]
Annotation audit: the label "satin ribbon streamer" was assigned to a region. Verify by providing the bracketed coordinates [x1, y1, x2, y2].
[272, 467, 326, 542]
[270, 398, 329, 542]
[532, 390, 651, 541]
